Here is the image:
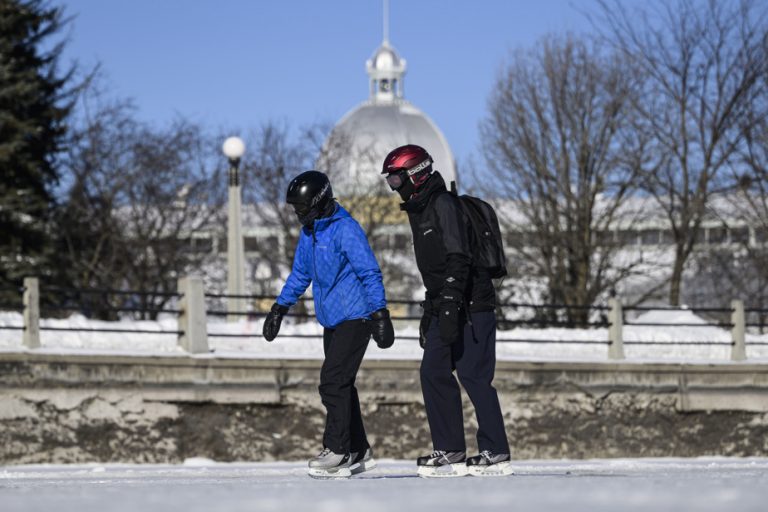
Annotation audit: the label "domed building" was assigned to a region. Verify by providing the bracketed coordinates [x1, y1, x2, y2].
[318, 38, 456, 197]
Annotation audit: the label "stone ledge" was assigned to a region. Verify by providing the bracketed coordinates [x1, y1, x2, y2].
[2, 352, 768, 412]
[2, 352, 768, 464]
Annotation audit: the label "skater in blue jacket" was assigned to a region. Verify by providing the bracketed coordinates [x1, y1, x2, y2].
[262, 170, 394, 479]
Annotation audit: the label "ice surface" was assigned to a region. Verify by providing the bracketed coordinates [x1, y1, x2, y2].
[1, 458, 767, 512]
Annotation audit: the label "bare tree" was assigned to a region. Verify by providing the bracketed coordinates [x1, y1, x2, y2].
[238, 121, 310, 300]
[732, 73, 768, 312]
[480, 34, 649, 324]
[58, 89, 224, 319]
[594, 0, 768, 305]
[693, 93, 768, 328]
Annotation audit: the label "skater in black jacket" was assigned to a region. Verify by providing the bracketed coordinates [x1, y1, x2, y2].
[381, 144, 511, 478]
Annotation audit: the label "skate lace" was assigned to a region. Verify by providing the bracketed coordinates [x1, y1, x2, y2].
[317, 447, 332, 458]
[480, 450, 493, 462]
[430, 450, 447, 461]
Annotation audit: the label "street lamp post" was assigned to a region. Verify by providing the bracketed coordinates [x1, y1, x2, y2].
[222, 136, 246, 322]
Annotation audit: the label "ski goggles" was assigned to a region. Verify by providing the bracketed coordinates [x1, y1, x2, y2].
[384, 158, 432, 190]
[385, 169, 409, 190]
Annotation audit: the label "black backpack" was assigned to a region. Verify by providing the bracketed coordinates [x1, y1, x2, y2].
[450, 181, 508, 279]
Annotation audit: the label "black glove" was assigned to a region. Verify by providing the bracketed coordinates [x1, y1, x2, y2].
[370, 308, 395, 349]
[418, 312, 431, 349]
[262, 302, 289, 341]
[438, 294, 462, 345]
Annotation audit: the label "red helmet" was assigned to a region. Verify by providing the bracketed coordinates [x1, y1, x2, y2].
[381, 144, 434, 191]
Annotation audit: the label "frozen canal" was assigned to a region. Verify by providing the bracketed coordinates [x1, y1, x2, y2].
[2, 458, 767, 512]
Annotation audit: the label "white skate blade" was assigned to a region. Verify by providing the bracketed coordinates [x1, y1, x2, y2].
[468, 461, 514, 477]
[417, 462, 468, 478]
[350, 457, 377, 475]
[308, 466, 352, 480]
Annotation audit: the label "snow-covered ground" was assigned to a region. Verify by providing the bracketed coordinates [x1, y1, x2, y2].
[1, 309, 767, 362]
[1, 458, 767, 512]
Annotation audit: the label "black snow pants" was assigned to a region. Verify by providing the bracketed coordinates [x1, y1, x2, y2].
[320, 318, 371, 455]
[420, 310, 510, 454]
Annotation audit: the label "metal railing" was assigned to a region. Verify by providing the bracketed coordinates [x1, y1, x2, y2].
[1, 276, 765, 360]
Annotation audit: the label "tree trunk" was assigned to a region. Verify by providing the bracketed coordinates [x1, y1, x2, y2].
[668, 246, 686, 306]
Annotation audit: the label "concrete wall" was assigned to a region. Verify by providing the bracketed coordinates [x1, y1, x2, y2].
[1, 352, 767, 465]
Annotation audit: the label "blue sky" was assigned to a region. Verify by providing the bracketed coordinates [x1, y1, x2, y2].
[59, 0, 595, 170]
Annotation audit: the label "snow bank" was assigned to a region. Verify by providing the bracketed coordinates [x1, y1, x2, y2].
[1, 309, 767, 362]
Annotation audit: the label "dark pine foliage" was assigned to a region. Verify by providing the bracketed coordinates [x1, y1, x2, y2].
[0, 0, 73, 303]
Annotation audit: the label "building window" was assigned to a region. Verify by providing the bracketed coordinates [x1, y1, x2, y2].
[244, 237, 259, 252]
[640, 229, 660, 245]
[193, 238, 213, 253]
[708, 227, 728, 244]
[617, 230, 638, 246]
[731, 227, 749, 245]
[595, 231, 614, 246]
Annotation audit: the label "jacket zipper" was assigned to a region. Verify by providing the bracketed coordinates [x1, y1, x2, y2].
[311, 226, 324, 325]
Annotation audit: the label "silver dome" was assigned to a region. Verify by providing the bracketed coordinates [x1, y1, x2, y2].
[318, 40, 456, 197]
[369, 44, 402, 71]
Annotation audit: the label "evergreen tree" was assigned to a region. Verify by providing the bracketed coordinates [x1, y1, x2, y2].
[0, 0, 73, 303]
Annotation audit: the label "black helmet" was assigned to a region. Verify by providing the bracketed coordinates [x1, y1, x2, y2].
[286, 170, 335, 227]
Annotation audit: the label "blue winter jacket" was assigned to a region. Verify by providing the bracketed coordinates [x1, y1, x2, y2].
[276, 204, 387, 328]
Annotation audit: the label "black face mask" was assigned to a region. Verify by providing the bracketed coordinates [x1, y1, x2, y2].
[291, 203, 313, 227]
[396, 179, 416, 202]
[293, 200, 335, 228]
[297, 211, 317, 228]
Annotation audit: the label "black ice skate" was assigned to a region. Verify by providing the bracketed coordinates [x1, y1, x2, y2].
[349, 447, 377, 475]
[466, 450, 513, 477]
[308, 448, 352, 479]
[416, 450, 468, 478]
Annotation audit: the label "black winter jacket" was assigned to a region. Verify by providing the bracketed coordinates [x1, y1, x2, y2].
[401, 172, 495, 312]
